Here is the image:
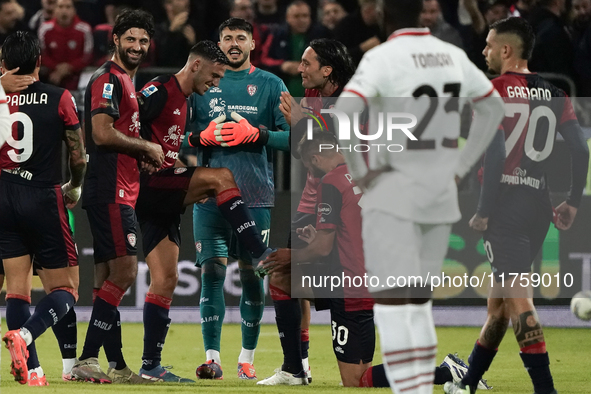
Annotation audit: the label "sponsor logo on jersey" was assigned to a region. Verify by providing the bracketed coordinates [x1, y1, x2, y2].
[127, 233, 137, 247]
[166, 150, 178, 159]
[501, 167, 541, 189]
[173, 108, 181, 115]
[208, 97, 226, 118]
[317, 203, 332, 216]
[164, 125, 181, 146]
[247, 84, 258, 96]
[141, 84, 158, 97]
[102, 83, 113, 99]
[67, 40, 77, 50]
[174, 167, 187, 174]
[196, 241, 202, 253]
[209, 87, 222, 93]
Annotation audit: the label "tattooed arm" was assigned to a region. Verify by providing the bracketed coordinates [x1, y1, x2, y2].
[64, 127, 86, 187]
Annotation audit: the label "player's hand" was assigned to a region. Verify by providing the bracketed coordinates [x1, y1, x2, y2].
[279, 92, 308, 126]
[140, 159, 158, 174]
[215, 112, 264, 147]
[256, 248, 291, 276]
[554, 201, 578, 230]
[61, 181, 81, 209]
[0, 67, 34, 93]
[188, 114, 226, 147]
[143, 141, 164, 168]
[297, 224, 317, 244]
[469, 213, 488, 232]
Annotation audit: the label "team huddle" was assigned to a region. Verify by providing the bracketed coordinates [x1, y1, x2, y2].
[0, 1, 587, 393]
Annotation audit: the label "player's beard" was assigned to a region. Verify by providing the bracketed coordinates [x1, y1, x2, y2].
[117, 45, 147, 70]
[227, 50, 249, 69]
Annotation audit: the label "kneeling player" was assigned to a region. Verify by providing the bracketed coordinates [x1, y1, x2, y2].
[135, 41, 274, 382]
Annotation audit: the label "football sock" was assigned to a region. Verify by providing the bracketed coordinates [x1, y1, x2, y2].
[22, 289, 76, 341]
[461, 341, 497, 388]
[80, 281, 123, 361]
[6, 295, 40, 370]
[375, 302, 437, 394]
[359, 364, 390, 387]
[206, 349, 221, 364]
[271, 285, 303, 374]
[216, 188, 267, 259]
[520, 348, 555, 394]
[142, 292, 172, 370]
[434, 365, 453, 384]
[52, 306, 77, 359]
[238, 348, 255, 364]
[239, 268, 264, 351]
[301, 328, 310, 359]
[200, 259, 226, 354]
[63, 358, 76, 374]
[104, 310, 126, 370]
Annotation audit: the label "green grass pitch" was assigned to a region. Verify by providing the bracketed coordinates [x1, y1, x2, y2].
[1, 321, 589, 393]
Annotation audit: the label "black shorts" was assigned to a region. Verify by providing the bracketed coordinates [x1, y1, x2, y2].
[483, 186, 553, 279]
[287, 211, 316, 249]
[329, 299, 375, 364]
[85, 203, 138, 263]
[136, 167, 194, 256]
[0, 180, 78, 269]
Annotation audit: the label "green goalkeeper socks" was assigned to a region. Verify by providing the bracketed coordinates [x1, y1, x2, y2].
[200, 260, 227, 353]
[239, 268, 265, 350]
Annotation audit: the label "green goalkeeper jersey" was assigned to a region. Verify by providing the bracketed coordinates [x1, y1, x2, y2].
[187, 65, 289, 207]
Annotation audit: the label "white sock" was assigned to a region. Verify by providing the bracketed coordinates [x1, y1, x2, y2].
[302, 357, 309, 372]
[206, 349, 221, 364]
[63, 358, 76, 374]
[19, 327, 33, 346]
[28, 366, 44, 378]
[238, 347, 255, 364]
[374, 302, 437, 394]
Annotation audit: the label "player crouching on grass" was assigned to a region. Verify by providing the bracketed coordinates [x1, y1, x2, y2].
[135, 40, 276, 382]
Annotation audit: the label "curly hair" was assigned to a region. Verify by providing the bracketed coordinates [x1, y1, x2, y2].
[309, 38, 355, 88]
[112, 8, 155, 40]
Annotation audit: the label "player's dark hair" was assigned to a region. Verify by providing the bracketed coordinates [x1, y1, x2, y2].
[490, 17, 535, 60]
[1, 31, 41, 75]
[298, 131, 339, 163]
[382, 0, 423, 33]
[190, 40, 229, 65]
[218, 17, 253, 37]
[309, 38, 355, 89]
[112, 8, 155, 40]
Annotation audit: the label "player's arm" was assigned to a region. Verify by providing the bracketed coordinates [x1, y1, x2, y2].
[554, 113, 589, 230]
[470, 129, 505, 232]
[92, 113, 164, 166]
[455, 90, 505, 180]
[64, 127, 86, 188]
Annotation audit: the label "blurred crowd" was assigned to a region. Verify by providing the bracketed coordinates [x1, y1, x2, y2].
[0, 0, 589, 96]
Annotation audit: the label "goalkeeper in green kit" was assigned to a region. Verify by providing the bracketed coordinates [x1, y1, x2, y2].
[186, 17, 290, 380]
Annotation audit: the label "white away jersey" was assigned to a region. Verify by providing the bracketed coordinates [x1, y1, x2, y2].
[343, 28, 494, 224]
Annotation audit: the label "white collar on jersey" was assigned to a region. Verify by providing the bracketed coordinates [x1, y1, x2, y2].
[388, 27, 430, 41]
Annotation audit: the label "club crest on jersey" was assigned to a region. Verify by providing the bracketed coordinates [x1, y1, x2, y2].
[102, 83, 113, 99]
[196, 241, 202, 253]
[174, 167, 187, 174]
[141, 84, 158, 97]
[164, 125, 181, 146]
[68, 40, 77, 50]
[127, 233, 136, 247]
[247, 84, 258, 96]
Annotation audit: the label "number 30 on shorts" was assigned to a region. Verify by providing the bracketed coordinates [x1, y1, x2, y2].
[331, 321, 349, 346]
[484, 240, 494, 263]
